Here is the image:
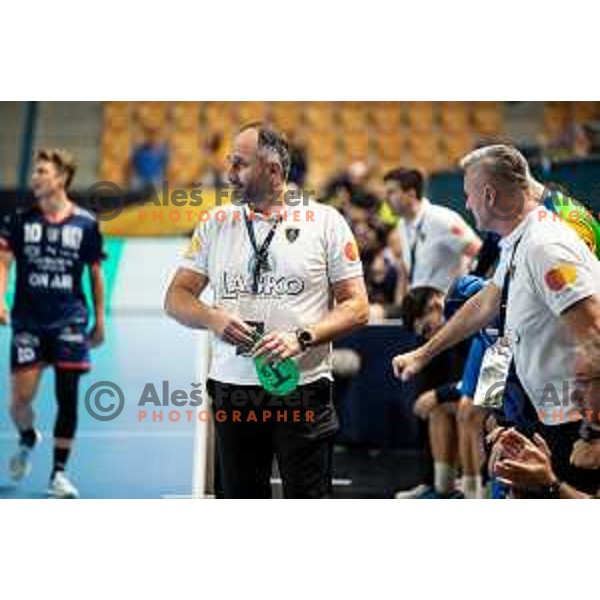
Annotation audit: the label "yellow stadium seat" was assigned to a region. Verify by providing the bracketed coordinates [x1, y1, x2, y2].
[101, 130, 131, 161]
[308, 145, 342, 187]
[543, 101, 570, 138]
[373, 132, 404, 164]
[443, 133, 474, 165]
[203, 102, 234, 132]
[170, 132, 201, 158]
[104, 102, 130, 131]
[407, 156, 442, 175]
[104, 101, 129, 115]
[269, 102, 304, 131]
[406, 134, 444, 173]
[306, 165, 330, 189]
[472, 102, 503, 136]
[406, 130, 440, 155]
[306, 134, 340, 183]
[168, 159, 202, 187]
[171, 102, 201, 132]
[237, 101, 267, 125]
[370, 102, 402, 133]
[439, 101, 471, 134]
[305, 101, 336, 132]
[133, 101, 168, 130]
[573, 101, 600, 123]
[406, 101, 436, 132]
[306, 131, 338, 158]
[339, 103, 370, 133]
[99, 157, 126, 186]
[168, 132, 203, 186]
[413, 154, 445, 175]
[341, 131, 371, 162]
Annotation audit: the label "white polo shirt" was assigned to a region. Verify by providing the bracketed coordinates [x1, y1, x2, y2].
[179, 200, 364, 386]
[492, 206, 600, 425]
[397, 198, 480, 293]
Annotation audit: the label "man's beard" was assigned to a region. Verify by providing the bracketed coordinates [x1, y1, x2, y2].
[245, 179, 278, 208]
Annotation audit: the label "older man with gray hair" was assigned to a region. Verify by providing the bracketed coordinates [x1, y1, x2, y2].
[391, 144, 600, 495]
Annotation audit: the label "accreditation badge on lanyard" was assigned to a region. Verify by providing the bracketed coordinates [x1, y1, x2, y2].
[236, 207, 280, 357]
[473, 336, 513, 408]
[473, 238, 523, 408]
[241, 206, 300, 396]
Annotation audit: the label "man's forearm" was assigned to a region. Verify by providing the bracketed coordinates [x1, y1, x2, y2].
[559, 481, 591, 499]
[393, 262, 408, 305]
[309, 298, 369, 346]
[165, 288, 215, 330]
[0, 266, 7, 304]
[422, 284, 500, 360]
[0, 254, 12, 323]
[0, 255, 10, 303]
[561, 297, 600, 377]
[90, 265, 106, 325]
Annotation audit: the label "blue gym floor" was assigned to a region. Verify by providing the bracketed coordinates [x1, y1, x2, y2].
[0, 315, 199, 499]
[0, 315, 422, 499]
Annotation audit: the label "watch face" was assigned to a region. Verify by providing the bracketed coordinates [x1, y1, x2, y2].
[298, 329, 312, 348]
[548, 482, 562, 499]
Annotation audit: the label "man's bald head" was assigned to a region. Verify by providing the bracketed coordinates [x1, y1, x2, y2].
[228, 122, 290, 204]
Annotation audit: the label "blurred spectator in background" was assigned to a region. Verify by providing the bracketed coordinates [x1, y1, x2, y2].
[547, 122, 595, 161]
[323, 163, 412, 318]
[325, 178, 353, 212]
[326, 179, 388, 267]
[322, 168, 406, 317]
[286, 130, 308, 188]
[572, 124, 594, 157]
[393, 286, 461, 498]
[346, 202, 387, 268]
[324, 160, 380, 212]
[128, 126, 169, 191]
[470, 231, 501, 278]
[200, 132, 227, 188]
[347, 160, 380, 210]
[384, 167, 482, 294]
[367, 228, 407, 321]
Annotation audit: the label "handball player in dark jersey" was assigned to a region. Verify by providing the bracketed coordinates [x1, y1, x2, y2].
[0, 149, 105, 498]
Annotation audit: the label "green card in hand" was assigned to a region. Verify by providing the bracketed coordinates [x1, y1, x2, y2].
[254, 355, 300, 396]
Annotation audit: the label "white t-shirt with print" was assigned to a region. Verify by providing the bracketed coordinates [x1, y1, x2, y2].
[492, 206, 600, 425]
[179, 201, 364, 386]
[398, 198, 480, 293]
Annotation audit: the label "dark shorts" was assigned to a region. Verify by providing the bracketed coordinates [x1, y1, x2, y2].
[207, 377, 338, 499]
[11, 324, 91, 373]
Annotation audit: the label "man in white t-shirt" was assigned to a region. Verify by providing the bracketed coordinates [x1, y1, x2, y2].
[391, 144, 600, 494]
[164, 123, 369, 498]
[382, 168, 482, 499]
[383, 168, 482, 293]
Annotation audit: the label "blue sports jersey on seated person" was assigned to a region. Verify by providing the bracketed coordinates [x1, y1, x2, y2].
[446, 275, 534, 427]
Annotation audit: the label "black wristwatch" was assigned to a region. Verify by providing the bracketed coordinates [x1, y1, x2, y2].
[295, 328, 314, 352]
[544, 479, 563, 499]
[579, 421, 600, 442]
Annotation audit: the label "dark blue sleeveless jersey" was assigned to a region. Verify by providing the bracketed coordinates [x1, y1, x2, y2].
[0, 205, 105, 329]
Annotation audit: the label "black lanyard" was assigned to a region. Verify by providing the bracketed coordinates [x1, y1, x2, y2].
[499, 236, 523, 337]
[243, 207, 281, 294]
[408, 217, 426, 284]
